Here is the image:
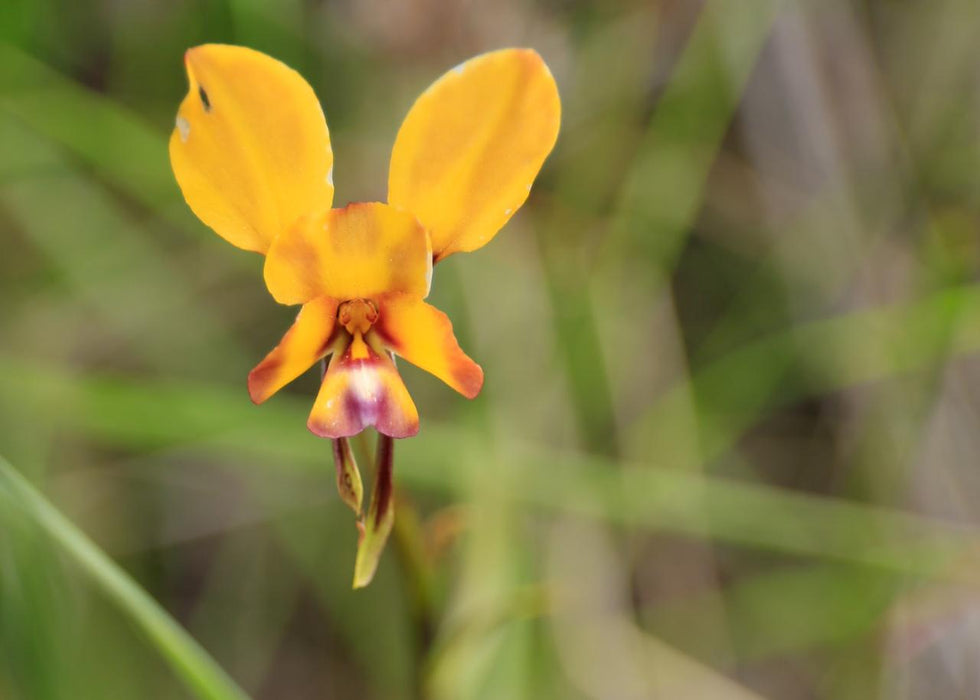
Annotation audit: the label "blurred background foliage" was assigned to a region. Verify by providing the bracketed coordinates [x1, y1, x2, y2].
[1, 0, 979, 698]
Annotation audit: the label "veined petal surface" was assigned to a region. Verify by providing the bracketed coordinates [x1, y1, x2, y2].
[388, 48, 560, 261]
[264, 202, 432, 305]
[375, 293, 483, 398]
[170, 44, 334, 254]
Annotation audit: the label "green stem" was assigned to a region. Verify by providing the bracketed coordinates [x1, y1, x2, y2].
[0, 455, 251, 700]
[352, 433, 396, 588]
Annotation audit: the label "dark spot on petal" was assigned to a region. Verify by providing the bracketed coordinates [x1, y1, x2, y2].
[198, 86, 211, 112]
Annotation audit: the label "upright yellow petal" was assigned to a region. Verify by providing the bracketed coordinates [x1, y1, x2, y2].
[264, 203, 432, 305]
[169, 44, 333, 254]
[388, 49, 560, 261]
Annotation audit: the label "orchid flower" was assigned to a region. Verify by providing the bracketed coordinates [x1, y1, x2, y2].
[170, 44, 560, 584]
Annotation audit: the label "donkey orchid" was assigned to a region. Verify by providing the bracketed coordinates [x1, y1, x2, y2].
[170, 44, 560, 438]
[170, 44, 560, 585]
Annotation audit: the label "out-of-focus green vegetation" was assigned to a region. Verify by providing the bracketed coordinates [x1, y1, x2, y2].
[1, 0, 979, 698]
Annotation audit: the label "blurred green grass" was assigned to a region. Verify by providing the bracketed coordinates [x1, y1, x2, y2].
[2, 0, 979, 699]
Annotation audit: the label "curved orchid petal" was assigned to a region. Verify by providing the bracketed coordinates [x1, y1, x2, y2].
[247, 296, 339, 404]
[375, 293, 483, 398]
[170, 44, 333, 254]
[388, 48, 560, 261]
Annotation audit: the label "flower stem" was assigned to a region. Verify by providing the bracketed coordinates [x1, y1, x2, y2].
[352, 433, 396, 588]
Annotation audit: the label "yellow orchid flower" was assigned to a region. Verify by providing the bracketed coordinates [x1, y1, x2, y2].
[169, 44, 560, 439]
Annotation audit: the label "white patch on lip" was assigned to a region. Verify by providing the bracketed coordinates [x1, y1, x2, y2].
[326, 166, 334, 187]
[504, 208, 512, 215]
[350, 364, 380, 403]
[349, 362, 383, 428]
[453, 61, 466, 75]
[176, 116, 190, 142]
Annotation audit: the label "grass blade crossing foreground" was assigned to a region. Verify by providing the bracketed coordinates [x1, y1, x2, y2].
[0, 456, 251, 700]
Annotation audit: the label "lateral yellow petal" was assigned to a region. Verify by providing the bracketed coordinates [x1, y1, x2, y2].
[264, 202, 432, 305]
[169, 44, 333, 254]
[247, 296, 339, 404]
[388, 48, 560, 261]
[375, 293, 483, 398]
